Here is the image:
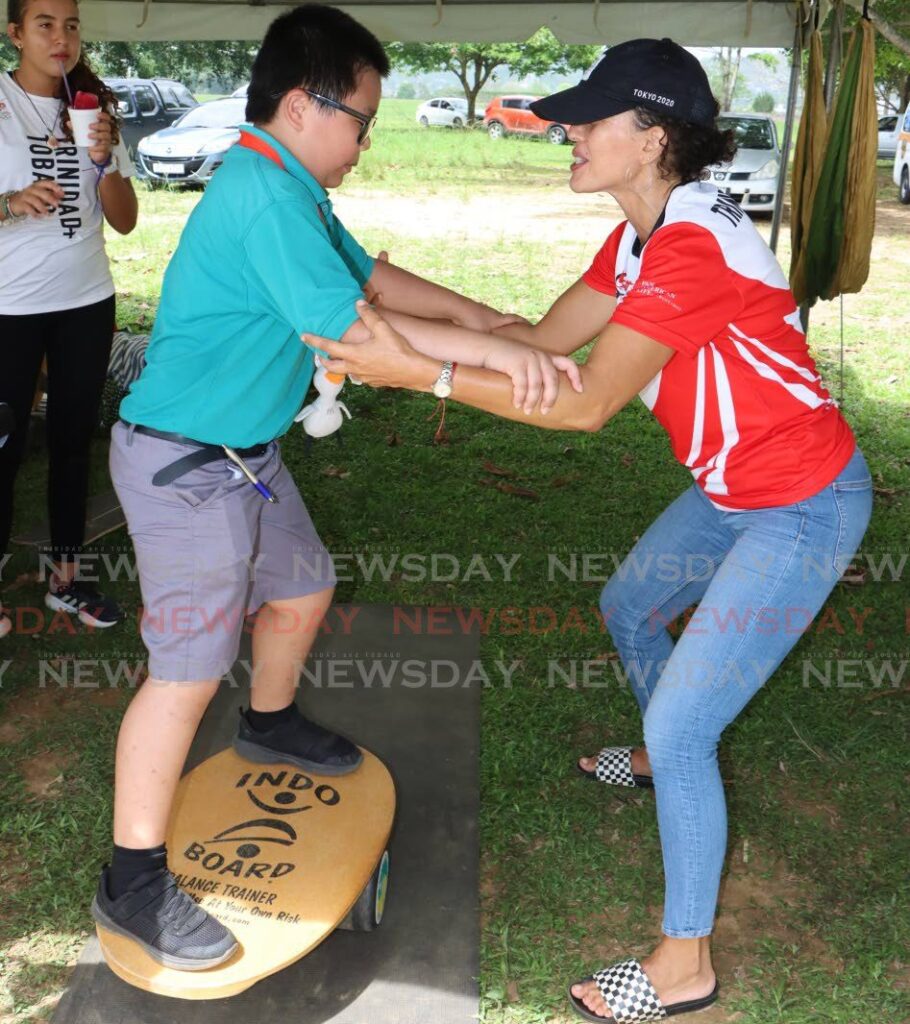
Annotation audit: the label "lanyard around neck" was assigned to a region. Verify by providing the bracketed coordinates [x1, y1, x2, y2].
[237, 129, 285, 169]
[236, 129, 335, 234]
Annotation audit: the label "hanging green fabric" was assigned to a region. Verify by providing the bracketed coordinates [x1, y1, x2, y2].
[801, 17, 876, 306]
[789, 30, 827, 305]
[832, 17, 876, 296]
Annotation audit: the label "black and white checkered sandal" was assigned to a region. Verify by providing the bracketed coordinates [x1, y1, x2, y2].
[569, 958, 719, 1022]
[576, 747, 654, 789]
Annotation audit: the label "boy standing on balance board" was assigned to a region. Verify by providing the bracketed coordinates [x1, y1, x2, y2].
[92, 3, 581, 969]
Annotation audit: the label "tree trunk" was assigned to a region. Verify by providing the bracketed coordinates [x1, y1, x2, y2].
[720, 47, 743, 109]
[449, 54, 474, 121]
[466, 86, 479, 124]
[902, 71, 910, 110]
[469, 53, 483, 123]
[448, 53, 498, 123]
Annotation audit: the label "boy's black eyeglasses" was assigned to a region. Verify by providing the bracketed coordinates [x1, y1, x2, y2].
[304, 90, 377, 145]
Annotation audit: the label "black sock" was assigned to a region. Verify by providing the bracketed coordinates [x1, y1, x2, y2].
[245, 701, 298, 733]
[108, 843, 167, 899]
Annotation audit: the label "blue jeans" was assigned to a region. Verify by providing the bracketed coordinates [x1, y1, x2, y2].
[599, 446, 872, 938]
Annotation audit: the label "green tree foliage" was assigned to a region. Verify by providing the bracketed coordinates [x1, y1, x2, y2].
[0, 36, 256, 92]
[747, 52, 781, 74]
[385, 29, 600, 123]
[707, 48, 752, 110]
[396, 81, 416, 100]
[84, 40, 257, 93]
[752, 91, 776, 113]
[842, 0, 910, 108]
[874, 39, 910, 109]
[708, 50, 781, 112]
[0, 34, 15, 68]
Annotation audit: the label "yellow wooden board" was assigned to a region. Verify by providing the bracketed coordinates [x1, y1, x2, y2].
[97, 746, 395, 999]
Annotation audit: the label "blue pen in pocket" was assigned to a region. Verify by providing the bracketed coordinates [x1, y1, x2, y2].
[221, 446, 278, 503]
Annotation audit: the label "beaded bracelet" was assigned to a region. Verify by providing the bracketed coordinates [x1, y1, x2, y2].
[0, 191, 25, 226]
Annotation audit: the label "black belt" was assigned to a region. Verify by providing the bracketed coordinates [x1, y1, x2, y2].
[120, 421, 270, 487]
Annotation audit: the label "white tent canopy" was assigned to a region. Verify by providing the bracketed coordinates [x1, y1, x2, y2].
[80, 0, 820, 46]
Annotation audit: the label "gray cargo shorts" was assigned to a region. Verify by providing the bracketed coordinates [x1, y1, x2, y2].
[110, 421, 336, 682]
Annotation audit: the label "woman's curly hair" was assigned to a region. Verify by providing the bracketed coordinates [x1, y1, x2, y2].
[633, 105, 737, 183]
[8, 0, 121, 144]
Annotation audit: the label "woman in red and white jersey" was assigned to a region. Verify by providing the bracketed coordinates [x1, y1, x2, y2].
[307, 37, 872, 1024]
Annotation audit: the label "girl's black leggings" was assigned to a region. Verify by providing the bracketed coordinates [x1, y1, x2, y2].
[0, 295, 115, 565]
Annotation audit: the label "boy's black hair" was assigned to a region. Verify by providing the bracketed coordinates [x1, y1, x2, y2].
[246, 3, 389, 124]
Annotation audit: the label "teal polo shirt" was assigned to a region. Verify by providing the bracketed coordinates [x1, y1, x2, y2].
[121, 124, 374, 447]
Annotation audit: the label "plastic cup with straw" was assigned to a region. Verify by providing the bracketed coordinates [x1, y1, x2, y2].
[59, 60, 99, 148]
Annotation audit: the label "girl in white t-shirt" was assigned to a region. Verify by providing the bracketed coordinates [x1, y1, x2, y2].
[0, 0, 137, 636]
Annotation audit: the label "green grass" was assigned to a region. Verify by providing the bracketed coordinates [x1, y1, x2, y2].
[366, 98, 571, 186]
[1, 124, 908, 1021]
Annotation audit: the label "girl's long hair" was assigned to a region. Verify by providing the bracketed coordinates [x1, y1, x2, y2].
[8, 0, 121, 143]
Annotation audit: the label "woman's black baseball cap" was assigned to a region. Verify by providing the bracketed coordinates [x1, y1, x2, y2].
[531, 38, 717, 128]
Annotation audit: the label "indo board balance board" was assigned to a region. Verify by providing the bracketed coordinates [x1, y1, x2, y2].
[95, 746, 395, 999]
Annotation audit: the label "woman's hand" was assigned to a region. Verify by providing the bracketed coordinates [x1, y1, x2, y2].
[86, 109, 115, 167]
[481, 337, 583, 414]
[7, 180, 65, 218]
[304, 301, 584, 414]
[304, 301, 438, 391]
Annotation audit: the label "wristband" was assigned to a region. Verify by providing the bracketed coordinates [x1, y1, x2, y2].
[91, 153, 116, 192]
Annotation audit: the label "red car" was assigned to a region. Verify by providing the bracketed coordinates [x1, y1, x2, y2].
[483, 95, 569, 144]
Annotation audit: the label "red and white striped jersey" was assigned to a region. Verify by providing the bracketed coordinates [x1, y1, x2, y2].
[583, 181, 855, 510]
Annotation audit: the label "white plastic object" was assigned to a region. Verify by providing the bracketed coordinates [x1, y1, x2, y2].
[295, 364, 352, 438]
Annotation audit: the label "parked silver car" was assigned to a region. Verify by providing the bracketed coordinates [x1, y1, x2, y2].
[878, 114, 901, 159]
[710, 113, 781, 215]
[135, 97, 247, 186]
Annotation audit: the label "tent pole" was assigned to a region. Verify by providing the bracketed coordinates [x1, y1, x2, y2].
[770, 19, 802, 254]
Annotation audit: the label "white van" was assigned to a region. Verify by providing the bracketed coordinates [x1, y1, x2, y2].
[894, 101, 910, 204]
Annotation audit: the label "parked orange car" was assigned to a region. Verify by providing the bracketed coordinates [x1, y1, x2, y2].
[483, 95, 569, 144]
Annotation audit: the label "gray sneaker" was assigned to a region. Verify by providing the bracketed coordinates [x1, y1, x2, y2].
[233, 707, 363, 775]
[91, 866, 238, 971]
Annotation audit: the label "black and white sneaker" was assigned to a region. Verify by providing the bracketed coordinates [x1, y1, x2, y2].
[45, 581, 124, 628]
[91, 866, 239, 971]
